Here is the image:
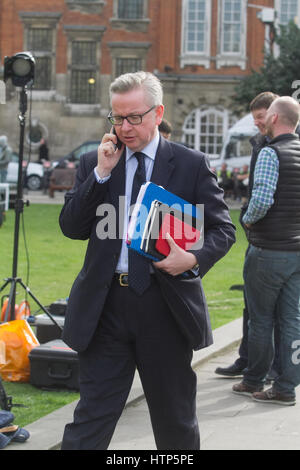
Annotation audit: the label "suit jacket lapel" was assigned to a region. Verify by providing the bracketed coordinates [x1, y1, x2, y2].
[150, 136, 175, 188]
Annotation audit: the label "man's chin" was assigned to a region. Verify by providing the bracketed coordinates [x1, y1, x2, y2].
[122, 137, 139, 150]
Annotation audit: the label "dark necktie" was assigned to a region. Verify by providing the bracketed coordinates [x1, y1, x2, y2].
[128, 152, 151, 295]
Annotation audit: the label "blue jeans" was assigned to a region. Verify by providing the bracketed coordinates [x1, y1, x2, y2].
[243, 245, 300, 397]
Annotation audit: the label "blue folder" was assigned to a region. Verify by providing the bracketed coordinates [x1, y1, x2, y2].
[127, 182, 204, 261]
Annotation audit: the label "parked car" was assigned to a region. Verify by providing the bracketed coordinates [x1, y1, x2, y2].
[6, 152, 44, 190]
[53, 140, 100, 169]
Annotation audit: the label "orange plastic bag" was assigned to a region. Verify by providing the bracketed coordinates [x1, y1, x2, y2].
[1, 299, 31, 322]
[0, 320, 39, 382]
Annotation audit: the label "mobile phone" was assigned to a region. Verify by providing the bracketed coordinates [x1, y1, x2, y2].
[112, 127, 123, 150]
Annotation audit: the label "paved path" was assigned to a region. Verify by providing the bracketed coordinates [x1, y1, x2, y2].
[109, 347, 300, 451]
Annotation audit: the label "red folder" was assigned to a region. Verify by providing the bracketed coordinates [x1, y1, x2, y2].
[155, 213, 201, 257]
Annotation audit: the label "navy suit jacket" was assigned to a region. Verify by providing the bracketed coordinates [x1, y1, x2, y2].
[59, 137, 236, 352]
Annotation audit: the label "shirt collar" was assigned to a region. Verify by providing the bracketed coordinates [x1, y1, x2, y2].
[126, 131, 160, 162]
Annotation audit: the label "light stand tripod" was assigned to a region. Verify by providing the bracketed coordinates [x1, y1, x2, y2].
[0, 86, 62, 331]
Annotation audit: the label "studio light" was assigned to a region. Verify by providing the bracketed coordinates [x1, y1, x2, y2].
[0, 51, 61, 331]
[4, 51, 35, 88]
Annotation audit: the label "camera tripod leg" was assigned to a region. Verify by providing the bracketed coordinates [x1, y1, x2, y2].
[0, 278, 63, 332]
[0, 376, 13, 411]
[0, 279, 11, 295]
[17, 279, 63, 331]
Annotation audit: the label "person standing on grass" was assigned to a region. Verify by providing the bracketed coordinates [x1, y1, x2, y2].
[59, 71, 235, 450]
[232, 96, 300, 406]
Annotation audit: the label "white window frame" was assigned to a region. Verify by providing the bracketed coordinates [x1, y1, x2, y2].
[275, 0, 300, 25]
[180, 0, 212, 69]
[216, 0, 247, 70]
[273, 1, 300, 58]
[181, 107, 230, 159]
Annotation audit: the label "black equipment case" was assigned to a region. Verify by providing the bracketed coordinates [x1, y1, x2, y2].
[29, 340, 79, 391]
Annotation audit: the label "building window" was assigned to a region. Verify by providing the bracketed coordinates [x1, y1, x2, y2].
[221, 0, 242, 53]
[108, 41, 151, 78]
[19, 12, 61, 92]
[28, 28, 52, 52]
[65, 0, 106, 15]
[182, 107, 229, 158]
[72, 41, 96, 66]
[64, 25, 105, 110]
[216, 0, 247, 69]
[185, 0, 206, 53]
[27, 28, 53, 90]
[70, 41, 97, 104]
[34, 56, 53, 90]
[276, 0, 298, 24]
[70, 70, 96, 104]
[116, 58, 142, 76]
[180, 0, 211, 69]
[118, 0, 144, 19]
[111, 0, 149, 33]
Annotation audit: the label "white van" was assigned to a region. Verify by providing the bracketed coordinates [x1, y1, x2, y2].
[209, 113, 258, 171]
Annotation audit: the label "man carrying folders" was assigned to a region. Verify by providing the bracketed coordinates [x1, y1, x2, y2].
[59, 71, 236, 450]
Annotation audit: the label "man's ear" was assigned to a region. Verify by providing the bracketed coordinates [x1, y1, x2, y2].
[156, 104, 164, 125]
[272, 112, 279, 125]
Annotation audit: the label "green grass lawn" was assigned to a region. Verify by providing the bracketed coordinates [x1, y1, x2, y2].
[0, 203, 247, 426]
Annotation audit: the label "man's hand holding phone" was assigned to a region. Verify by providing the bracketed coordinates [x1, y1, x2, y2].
[96, 128, 124, 179]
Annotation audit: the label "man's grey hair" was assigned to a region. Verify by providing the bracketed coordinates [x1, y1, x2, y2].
[109, 71, 163, 107]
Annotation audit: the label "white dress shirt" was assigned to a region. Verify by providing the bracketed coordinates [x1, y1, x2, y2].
[94, 131, 160, 273]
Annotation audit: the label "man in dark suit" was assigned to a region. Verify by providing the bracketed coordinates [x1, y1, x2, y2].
[60, 71, 235, 450]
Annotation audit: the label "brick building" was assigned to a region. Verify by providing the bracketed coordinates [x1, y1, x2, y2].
[0, 0, 296, 160]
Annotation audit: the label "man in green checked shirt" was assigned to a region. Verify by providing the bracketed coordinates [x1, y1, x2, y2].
[233, 96, 300, 406]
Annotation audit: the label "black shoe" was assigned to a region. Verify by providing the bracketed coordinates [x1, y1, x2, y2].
[215, 363, 245, 377]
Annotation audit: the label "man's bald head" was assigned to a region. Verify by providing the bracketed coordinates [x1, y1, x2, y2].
[269, 96, 300, 129]
[265, 96, 300, 138]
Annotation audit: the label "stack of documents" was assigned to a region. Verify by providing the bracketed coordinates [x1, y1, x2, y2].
[127, 182, 203, 261]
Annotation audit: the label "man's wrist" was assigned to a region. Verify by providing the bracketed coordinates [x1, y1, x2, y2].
[94, 167, 111, 183]
[187, 253, 198, 270]
[96, 166, 110, 179]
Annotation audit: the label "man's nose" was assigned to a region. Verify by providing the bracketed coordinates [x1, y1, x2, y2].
[254, 119, 262, 127]
[121, 118, 133, 131]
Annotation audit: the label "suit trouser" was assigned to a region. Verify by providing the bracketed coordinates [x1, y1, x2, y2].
[61, 277, 200, 450]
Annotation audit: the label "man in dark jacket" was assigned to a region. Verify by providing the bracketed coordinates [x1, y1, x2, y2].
[216, 91, 279, 379]
[233, 96, 300, 405]
[59, 71, 235, 450]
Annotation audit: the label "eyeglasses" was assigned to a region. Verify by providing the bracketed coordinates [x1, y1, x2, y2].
[107, 106, 156, 126]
